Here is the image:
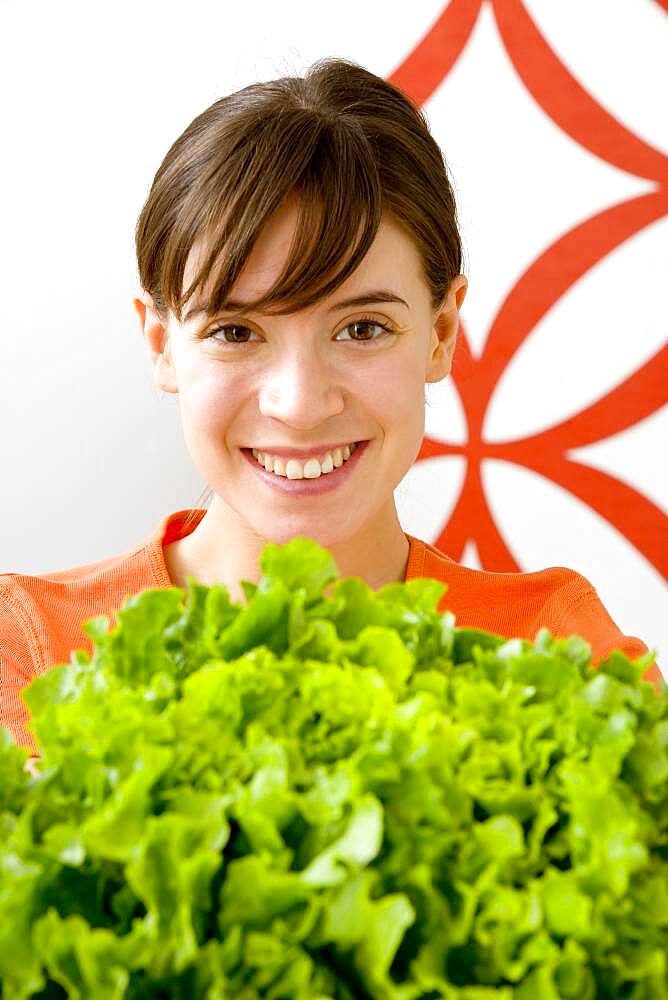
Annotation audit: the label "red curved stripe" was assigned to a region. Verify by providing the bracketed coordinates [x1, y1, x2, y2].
[449, 321, 488, 446]
[434, 461, 521, 569]
[493, 345, 668, 452]
[450, 319, 476, 384]
[388, 0, 483, 105]
[417, 437, 464, 461]
[477, 188, 668, 417]
[488, 451, 668, 579]
[492, 0, 668, 182]
[401, 1, 667, 603]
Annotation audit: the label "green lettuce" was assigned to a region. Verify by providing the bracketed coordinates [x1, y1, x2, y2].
[1, 537, 666, 999]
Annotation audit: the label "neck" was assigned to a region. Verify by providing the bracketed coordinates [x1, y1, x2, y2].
[164, 495, 411, 602]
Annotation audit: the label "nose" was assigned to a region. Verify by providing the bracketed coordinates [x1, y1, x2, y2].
[257, 345, 345, 429]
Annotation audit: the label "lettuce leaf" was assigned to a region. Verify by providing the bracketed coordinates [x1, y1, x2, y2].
[0, 537, 665, 998]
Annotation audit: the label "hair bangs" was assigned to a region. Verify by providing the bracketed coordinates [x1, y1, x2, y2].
[173, 116, 384, 323]
[136, 58, 464, 338]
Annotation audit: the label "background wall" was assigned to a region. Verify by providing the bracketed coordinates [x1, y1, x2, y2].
[1, 0, 666, 673]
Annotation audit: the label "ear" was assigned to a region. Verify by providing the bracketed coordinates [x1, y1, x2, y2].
[425, 274, 468, 384]
[133, 289, 178, 394]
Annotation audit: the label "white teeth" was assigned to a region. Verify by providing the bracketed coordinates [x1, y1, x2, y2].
[253, 443, 358, 479]
[303, 458, 321, 479]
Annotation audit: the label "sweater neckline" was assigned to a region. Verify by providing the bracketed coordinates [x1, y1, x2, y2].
[145, 508, 431, 589]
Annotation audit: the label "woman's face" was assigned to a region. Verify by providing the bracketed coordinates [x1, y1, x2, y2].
[141, 200, 467, 549]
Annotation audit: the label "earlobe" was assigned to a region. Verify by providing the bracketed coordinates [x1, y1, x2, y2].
[426, 318, 457, 384]
[155, 352, 179, 395]
[425, 274, 468, 384]
[133, 289, 179, 394]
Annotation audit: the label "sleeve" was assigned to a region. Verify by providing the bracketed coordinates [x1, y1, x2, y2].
[556, 582, 664, 691]
[0, 585, 40, 755]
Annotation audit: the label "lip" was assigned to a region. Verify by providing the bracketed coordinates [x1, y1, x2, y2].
[241, 440, 369, 496]
[248, 441, 360, 460]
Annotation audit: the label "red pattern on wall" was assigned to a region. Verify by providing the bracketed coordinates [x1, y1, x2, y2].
[389, 0, 668, 580]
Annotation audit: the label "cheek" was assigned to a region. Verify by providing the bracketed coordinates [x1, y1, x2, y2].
[176, 366, 248, 458]
[354, 352, 426, 431]
[179, 367, 246, 426]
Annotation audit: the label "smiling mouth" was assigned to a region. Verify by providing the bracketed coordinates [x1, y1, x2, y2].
[249, 443, 360, 480]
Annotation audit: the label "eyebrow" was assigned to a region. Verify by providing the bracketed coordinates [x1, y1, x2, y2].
[183, 289, 409, 323]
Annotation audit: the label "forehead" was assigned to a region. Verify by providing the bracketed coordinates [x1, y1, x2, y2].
[182, 204, 425, 312]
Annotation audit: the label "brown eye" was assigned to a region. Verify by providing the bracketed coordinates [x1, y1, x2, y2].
[335, 319, 393, 342]
[207, 324, 259, 344]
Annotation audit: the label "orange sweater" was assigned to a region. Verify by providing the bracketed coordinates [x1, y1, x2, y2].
[1, 508, 662, 754]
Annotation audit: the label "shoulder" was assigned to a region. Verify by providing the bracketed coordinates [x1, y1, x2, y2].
[0, 511, 178, 612]
[0, 536, 166, 673]
[408, 534, 593, 613]
[0, 574, 43, 752]
[0, 508, 201, 669]
[1, 546, 149, 621]
[0, 573, 39, 671]
[405, 535, 662, 683]
[0, 511, 198, 752]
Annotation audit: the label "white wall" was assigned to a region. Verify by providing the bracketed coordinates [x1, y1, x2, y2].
[1, 0, 666, 669]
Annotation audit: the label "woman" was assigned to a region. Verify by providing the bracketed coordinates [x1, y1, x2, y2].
[0, 58, 661, 755]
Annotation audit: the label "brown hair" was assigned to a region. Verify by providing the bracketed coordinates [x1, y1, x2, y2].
[134, 57, 464, 519]
[135, 57, 463, 324]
